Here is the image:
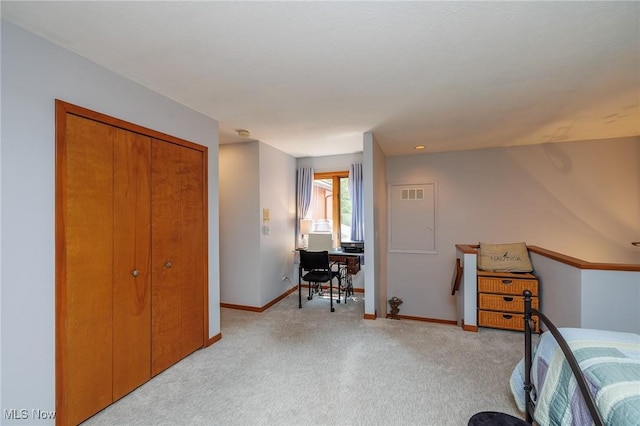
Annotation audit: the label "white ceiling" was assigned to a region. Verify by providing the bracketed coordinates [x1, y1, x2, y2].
[2, 1, 639, 157]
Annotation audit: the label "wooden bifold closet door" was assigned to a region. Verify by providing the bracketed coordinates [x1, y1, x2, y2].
[151, 139, 205, 376]
[56, 101, 207, 426]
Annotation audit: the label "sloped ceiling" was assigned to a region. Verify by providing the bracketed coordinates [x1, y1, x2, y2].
[2, 1, 638, 157]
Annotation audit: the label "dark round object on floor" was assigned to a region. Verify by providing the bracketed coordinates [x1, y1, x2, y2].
[468, 411, 529, 426]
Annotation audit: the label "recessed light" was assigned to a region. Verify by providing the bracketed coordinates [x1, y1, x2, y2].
[415, 145, 425, 150]
[236, 129, 250, 137]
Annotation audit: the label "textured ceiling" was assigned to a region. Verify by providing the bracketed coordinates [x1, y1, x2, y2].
[2, 1, 639, 157]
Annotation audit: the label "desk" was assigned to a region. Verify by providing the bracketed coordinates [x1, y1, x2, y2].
[296, 249, 362, 275]
[328, 251, 362, 303]
[328, 252, 361, 275]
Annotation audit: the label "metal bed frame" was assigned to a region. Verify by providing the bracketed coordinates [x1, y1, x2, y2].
[522, 290, 605, 426]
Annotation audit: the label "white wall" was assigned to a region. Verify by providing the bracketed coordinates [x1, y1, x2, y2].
[258, 142, 297, 305]
[529, 252, 583, 328]
[386, 137, 640, 322]
[219, 143, 261, 305]
[528, 253, 639, 333]
[297, 152, 363, 172]
[373, 136, 389, 317]
[1, 21, 221, 423]
[456, 249, 478, 327]
[363, 132, 388, 318]
[581, 270, 640, 333]
[219, 141, 296, 308]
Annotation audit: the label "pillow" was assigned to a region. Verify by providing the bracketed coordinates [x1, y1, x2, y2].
[477, 242, 533, 272]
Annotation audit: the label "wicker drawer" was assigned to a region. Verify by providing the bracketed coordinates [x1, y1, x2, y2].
[478, 310, 540, 332]
[478, 293, 539, 313]
[477, 275, 538, 296]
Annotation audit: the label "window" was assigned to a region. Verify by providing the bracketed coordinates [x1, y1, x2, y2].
[307, 171, 352, 247]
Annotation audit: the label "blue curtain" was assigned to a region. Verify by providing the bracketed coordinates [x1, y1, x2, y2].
[349, 163, 364, 241]
[296, 167, 314, 231]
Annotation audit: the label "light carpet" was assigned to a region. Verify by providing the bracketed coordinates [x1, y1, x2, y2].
[83, 292, 525, 426]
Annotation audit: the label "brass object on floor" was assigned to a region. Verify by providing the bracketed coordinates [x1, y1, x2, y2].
[388, 297, 403, 320]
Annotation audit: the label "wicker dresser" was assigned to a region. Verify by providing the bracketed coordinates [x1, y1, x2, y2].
[477, 271, 539, 332]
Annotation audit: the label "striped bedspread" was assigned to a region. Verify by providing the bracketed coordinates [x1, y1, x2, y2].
[510, 328, 640, 426]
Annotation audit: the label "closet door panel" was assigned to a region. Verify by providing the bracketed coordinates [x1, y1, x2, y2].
[151, 140, 183, 375]
[63, 114, 114, 424]
[112, 128, 152, 400]
[180, 148, 205, 356]
[58, 101, 208, 425]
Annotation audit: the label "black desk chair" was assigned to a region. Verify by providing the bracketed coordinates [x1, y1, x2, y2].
[298, 250, 341, 312]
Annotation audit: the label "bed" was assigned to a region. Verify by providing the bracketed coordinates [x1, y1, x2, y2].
[509, 291, 640, 426]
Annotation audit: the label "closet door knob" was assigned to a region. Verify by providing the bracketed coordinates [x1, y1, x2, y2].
[131, 269, 139, 277]
[165, 261, 172, 269]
